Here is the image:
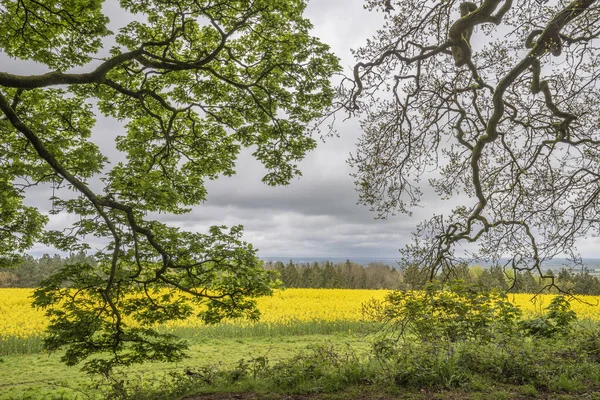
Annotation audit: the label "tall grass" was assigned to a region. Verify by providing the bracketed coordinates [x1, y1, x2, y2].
[0, 334, 45, 355]
[0, 320, 374, 356]
[159, 320, 373, 341]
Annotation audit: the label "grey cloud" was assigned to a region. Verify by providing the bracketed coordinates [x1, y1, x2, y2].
[7, 0, 600, 260]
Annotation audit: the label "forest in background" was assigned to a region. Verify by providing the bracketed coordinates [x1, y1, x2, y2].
[266, 260, 600, 294]
[4, 253, 599, 295]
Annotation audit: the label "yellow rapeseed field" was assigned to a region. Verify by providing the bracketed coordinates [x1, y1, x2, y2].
[1, 288, 599, 339]
[0, 289, 47, 338]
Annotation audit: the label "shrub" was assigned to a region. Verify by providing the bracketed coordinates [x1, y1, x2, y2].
[364, 280, 522, 343]
[268, 343, 370, 393]
[520, 295, 577, 338]
[372, 341, 469, 389]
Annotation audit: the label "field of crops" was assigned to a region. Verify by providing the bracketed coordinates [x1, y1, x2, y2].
[2, 288, 600, 340]
[2, 288, 600, 399]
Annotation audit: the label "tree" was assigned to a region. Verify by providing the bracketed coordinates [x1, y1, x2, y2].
[365, 262, 402, 289]
[0, 252, 98, 287]
[572, 268, 600, 294]
[321, 260, 337, 288]
[510, 270, 540, 293]
[283, 260, 301, 287]
[489, 265, 509, 291]
[401, 264, 428, 290]
[0, 0, 339, 374]
[0, 270, 18, 287]
[346, 0, 600, 283]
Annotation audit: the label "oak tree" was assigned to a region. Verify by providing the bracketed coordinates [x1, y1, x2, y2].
[0, 0, 339, 374]
[348, 0, 600, 287]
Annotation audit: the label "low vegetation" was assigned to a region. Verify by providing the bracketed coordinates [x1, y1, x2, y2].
[2, 285, 600, 399]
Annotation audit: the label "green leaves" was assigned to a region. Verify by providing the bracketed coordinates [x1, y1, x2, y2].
[365, 280, 523, 343]
[519, 295, 578, 338]
[32, 224, 275, 374]
[95, 0, 340, 200]
[0, 177, 47, 266]
[0, 0, 339, 375]
[0, 0, 110, 69]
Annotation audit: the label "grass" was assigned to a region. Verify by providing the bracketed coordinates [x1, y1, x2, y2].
[0, 321, 373, 400]
[158, 320, 374, 340]
[0, 320, 373, 357]
[0, 335, 45, 355]
[3, 325, 600, 399]
[3, 288, 600, 399]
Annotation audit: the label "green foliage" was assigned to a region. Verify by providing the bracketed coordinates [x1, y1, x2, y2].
[364, 281, 522, 343]
[369, 327, 600, 392]
[0, 252, 96, 288]
[0, 177, 47, 267]
[475, 265, 509, 291]
[6, 327, 600, 398]
[267, 343, 369, 393]
[557, 267, 600, 294]
[401, 264, 429, 290]
[0, 0, 339, 374]
[370, 340, 469, 389]
[0, 334, 44, 355]
[268, 260, 402, 289]
[0, 0, 109, 69]
[457, 341, 542, 385]
[32, 227, 278, 375]
[520, 295, 578, 338]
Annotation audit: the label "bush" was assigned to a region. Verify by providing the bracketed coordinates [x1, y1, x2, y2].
[520, 295, 577, 338]
[364, 280, 522, 343]
[268, 343, 370, 392]
[457, 341, 542, 385]
[371, 341, 469, 389]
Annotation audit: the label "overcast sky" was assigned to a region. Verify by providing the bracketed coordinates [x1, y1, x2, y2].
[163, 0, 442, 260]
[9, 0, 600, 260]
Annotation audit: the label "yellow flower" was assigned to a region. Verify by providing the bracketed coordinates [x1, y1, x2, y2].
[1, 288, 599, 339]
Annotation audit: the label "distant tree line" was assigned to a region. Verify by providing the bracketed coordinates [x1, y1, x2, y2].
[266, 260, 600, 295]
[2, 255, 600, 295]
[264, 260, 404, 290]
[0, 252, 95, 288]
[404, 264, 600, 295]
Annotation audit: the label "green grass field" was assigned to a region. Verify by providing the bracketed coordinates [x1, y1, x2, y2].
[0, 322, 373, 399]
[4, 320, 600, 400]
[4, 290, 600, 400]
